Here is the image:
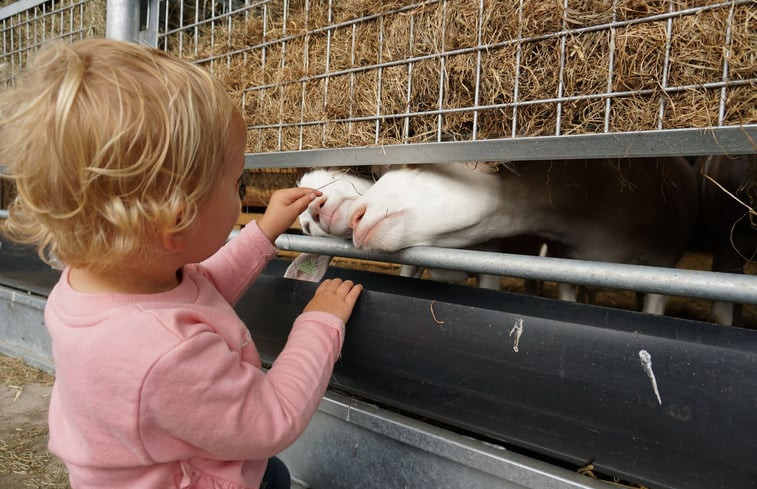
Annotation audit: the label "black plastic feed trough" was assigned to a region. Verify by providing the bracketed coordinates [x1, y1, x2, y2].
[0, 241, 755, 489]
[241, 260, 757, 489]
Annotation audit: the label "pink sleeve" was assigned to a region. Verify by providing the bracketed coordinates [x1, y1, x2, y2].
[138, 311, 345, 463]
[197, 222, 277, 304]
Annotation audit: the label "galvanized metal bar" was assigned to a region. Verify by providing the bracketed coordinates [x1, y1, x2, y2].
[5, 210, 751, 304]
[244, 125, 757, 169]
[138, 0, 159, 47]
[106, 0, 140, 42]
[718, 1, 736, 126]
[657, 0, 674, 130]
[0, 0, 49, 20]
[283, 390, 612, 489]
[0, 284, 52, 373]
[511, 0, 523, 138]
[603, 0, 618, 133]
[273, 233, 757, 304]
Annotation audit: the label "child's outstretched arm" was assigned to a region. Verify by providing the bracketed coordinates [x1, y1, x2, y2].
[199, 187, 322, 302]
[258, 187, 322, 244]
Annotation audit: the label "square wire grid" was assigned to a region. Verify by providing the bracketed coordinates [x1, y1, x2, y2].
[0, 0, 105, 88]
[155, 0, 756, 155]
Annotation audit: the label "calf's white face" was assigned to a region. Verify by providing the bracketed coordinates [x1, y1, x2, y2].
[349, 164, 505, 251]
[297, 169, 373, 238]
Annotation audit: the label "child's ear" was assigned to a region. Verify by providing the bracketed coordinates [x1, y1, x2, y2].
[161, 208, 188, 252]
[161, 229, 188, 253]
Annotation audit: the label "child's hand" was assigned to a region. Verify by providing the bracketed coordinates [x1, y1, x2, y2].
[303, 278, 363, 323]
[258, 187, 322, 243]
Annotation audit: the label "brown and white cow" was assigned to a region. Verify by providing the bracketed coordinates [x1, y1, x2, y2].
[348, 158, 699, 314]
[694, 154, 756, 325]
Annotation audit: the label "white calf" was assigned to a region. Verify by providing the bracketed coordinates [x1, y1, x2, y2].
[349, 159, 699, 315]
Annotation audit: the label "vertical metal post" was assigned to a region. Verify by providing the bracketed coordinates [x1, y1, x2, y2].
[139, 0, 160, 48]
[106, 0, 140, 42]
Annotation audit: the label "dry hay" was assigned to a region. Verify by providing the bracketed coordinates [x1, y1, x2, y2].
[161, 0, 756, 155]
[0, 423, 69, 489]
[0, 354, 69, 489]
[240, 167, 306, 206]
[0, 355, 52, 389]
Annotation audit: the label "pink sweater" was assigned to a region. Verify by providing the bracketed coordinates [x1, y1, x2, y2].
[45, 222, 345, 489]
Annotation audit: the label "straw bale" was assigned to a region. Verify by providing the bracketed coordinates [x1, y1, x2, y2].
[561, 98, 608, 134]
[609, 94, 660, 131]
[617, 0, 668, 20]
[168, 0, 755, 154]
[478, 46, 518, 106]
[563, 31, 611, 97]
[724, 85, 757, 126]
[730, 6, 757, 81]
[669, 9, 728, 88]
[520, 0, 564, 36]
[517, 103, 559, 136]
[613, 20, 668, 92]
[665, 88, 721, 129]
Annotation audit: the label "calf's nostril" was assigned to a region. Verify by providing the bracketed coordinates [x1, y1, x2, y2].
[350, 205, 366, 229]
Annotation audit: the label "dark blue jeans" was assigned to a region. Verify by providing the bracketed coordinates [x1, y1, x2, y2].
[260, 457, 290, 489]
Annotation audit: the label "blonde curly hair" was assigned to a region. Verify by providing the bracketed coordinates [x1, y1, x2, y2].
[0, 39, 241, 272]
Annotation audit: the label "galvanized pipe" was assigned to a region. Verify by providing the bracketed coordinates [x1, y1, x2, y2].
[274, 233, 757, 305]
[244, 126, 757, 170]
[2, 214, 752, 304]
[106, 0, 140, 42]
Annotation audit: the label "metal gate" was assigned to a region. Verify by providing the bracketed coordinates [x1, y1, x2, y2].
[143, 0, 756, 163]
[130, 0, 757, 306]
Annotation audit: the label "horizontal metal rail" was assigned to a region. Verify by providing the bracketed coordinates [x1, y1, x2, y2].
[0, 0, 51, 19]
[245, 125, 757, 169]
[273, 233, 757, 305]
[3, 213, 753, 304]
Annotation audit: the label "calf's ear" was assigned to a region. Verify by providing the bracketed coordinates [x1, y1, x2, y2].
[283, 253, 332, 281]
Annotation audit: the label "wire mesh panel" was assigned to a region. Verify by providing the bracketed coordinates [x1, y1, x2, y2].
[0, 0, 105, 209]
[154, 0, 756, 163]
[0, 0, 106, 88]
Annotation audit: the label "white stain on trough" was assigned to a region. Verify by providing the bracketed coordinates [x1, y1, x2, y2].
[639, 349, 662, 405]
[509, 318, 524, 352]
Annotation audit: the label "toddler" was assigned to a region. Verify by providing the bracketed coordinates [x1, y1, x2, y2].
[0, 39, 362, 489]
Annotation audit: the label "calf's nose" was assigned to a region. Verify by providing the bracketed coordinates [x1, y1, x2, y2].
[309, 196, 327, 222]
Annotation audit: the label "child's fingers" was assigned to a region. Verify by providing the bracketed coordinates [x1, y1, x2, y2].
[319, 278, 340, 290]
[336, 279, 357, 295]
[319, 278, 360, 298]
[275, 186, 322, 205]
[345, 283, 363, 304]
[293, 191, 319, 211]
[330, 279, 362, 303]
